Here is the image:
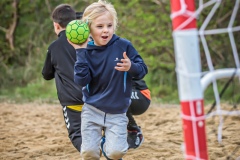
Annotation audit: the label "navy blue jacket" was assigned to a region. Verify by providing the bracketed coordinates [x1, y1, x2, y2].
[74, 34, 148, 114]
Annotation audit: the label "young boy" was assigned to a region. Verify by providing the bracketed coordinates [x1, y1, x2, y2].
[41, 4, 83, 152]
[68, 0, 148, 159]
[76, 10, 150, 151]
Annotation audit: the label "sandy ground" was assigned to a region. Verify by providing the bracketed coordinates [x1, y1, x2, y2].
[0, 102, 239, 160]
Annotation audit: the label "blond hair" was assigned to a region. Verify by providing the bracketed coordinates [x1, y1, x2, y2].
[82, 0, 118, 31]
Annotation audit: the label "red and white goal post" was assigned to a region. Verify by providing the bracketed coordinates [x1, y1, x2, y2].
[170, 0, 208, 159]
[170, 0, 240, 159]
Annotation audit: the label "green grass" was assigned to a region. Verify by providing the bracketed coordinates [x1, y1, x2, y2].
[0, 79, 58, 103]
[0, 79, 180, 104]
[0, 77, 239, 106]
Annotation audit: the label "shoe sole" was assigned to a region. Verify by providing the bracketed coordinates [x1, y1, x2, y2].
[138, 135, 144, 147]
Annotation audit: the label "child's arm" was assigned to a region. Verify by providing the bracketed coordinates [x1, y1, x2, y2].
[115, 52, 131, 71]
[42, 50, 55, 80]
[67, 39, 88, 49]
[67, 39, 91, 86]
[122, 44, 148, 80]
[115, 39, 148, 79]
[128, 53, 148, 80]
[74, 48, 92, 86]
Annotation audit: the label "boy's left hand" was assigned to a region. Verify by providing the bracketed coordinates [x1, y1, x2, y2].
[115, 52, 131, 71]
[67, 39, 88, 49]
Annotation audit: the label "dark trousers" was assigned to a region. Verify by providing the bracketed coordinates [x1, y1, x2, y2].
[129, 89, 150, 115]
[62, 105, 82, 152]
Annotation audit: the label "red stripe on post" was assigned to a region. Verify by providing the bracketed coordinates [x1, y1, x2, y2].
[171, 0, 196, 30]
[181, 100, 208, 160]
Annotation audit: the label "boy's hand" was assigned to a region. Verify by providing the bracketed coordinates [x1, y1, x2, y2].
[67, 39, 88, 49]
[115, 52, 131, 71]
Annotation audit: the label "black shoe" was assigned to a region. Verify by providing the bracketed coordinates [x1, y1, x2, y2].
[127, 126, 144, 149]
[127, 123, 140, 131]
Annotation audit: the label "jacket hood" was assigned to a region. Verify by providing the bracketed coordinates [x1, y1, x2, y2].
[87, 34, 120, 50]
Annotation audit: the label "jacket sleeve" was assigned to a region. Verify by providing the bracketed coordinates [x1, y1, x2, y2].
[42, 49, 55, 80]
[127, 44, 148, 80]
[74, 48, 92, 86]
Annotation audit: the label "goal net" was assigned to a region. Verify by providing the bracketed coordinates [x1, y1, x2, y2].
[170, 0, 240, 159]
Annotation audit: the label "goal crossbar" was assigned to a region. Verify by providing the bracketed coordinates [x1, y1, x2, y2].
[201, 68, 240, 91]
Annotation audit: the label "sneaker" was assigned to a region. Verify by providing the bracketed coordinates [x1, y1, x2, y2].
[127, 123, 139, 131]
[100, 136, 123, 160]
[127, 126, 144, 149]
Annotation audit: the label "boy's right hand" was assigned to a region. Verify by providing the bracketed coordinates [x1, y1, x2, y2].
[67, 39, 88, 49]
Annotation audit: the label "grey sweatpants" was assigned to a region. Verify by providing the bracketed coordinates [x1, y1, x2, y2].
[81, 103, 128, 160]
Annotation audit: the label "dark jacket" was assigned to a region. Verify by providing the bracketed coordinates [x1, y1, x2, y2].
[74, 34, 148, 114]
[42, 30, 83, 106]
[132, 79, 148, 90]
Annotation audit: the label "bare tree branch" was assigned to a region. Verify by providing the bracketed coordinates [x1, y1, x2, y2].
[216, 11, 232, 25]
[5, 0, 19, 50]
[45, 0, 51, 14]
[0, 26, 8, 33]
[152, 0, 168, 15]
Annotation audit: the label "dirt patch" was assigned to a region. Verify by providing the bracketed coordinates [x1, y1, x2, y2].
[0, 102, 239, 160]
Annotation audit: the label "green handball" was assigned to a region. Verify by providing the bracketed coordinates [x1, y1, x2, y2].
[66, 20, 90, 44]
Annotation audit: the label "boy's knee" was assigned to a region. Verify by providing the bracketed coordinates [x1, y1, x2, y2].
[81, 148, 100, 160]
[107, 149, 127, 159]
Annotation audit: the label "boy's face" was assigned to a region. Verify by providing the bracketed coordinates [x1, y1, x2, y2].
[90, 11, 114, 46]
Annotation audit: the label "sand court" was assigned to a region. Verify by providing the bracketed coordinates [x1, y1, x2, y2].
[0, 102, 239, 160]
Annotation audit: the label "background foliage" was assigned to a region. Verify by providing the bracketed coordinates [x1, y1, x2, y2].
[0, 0, 239, 103]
